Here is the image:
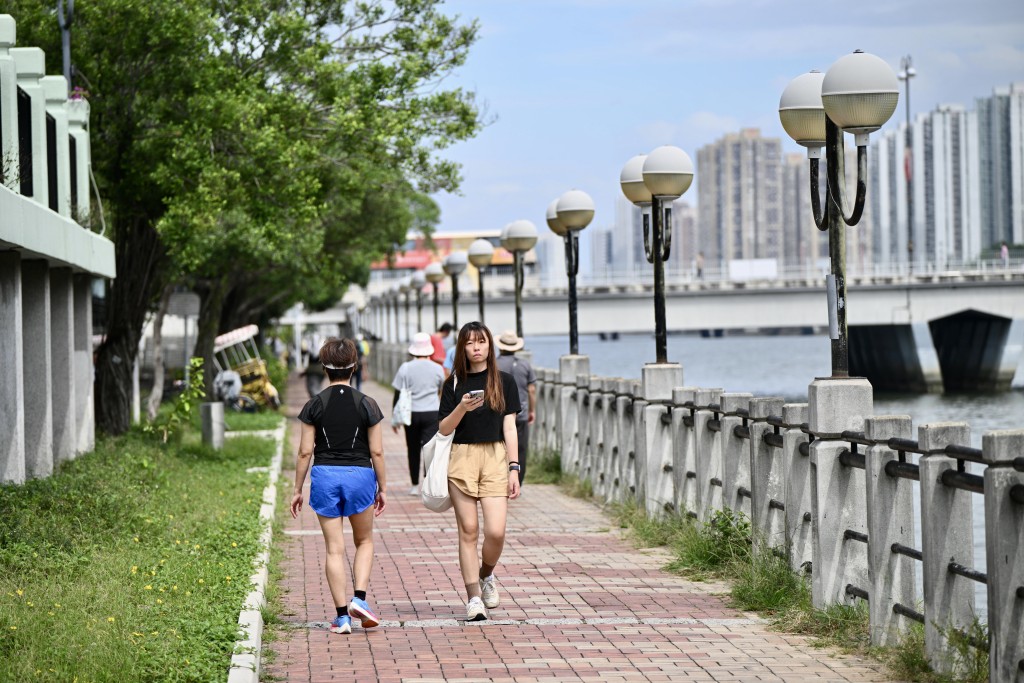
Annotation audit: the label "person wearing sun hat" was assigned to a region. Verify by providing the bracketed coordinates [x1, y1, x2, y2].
[494, 330, 536, 484]
[391, 332, 446, 494]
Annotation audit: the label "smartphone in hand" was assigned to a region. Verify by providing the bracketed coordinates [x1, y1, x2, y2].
[467, 389, 484, 398]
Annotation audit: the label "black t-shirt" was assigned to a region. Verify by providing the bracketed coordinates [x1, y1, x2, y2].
[297, 384, 384, 466]
[438, 370, 521, 444]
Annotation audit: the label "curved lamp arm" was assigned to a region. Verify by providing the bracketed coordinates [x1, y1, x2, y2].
[825, 116, 868, 227]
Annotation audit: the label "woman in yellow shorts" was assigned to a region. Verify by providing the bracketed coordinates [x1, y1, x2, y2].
[437, 322, 521, 621]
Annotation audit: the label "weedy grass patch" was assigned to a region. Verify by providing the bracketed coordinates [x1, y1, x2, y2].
[0, 429, 276, 683]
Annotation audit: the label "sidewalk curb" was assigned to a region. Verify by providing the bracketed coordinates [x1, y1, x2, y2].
[226, 422, 286, 683]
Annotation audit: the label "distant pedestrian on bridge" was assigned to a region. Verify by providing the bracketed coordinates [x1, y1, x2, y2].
[1001, 241, 1010, 269]
[438, 322, 521, 621]
[291, 338, 388, 635]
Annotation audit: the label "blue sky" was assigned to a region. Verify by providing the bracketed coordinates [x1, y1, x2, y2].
[430, 0, 1024, 233]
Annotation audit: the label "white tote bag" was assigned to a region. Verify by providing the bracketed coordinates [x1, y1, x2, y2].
[390, 374, 412, 427]
[420, 429, 455, 512]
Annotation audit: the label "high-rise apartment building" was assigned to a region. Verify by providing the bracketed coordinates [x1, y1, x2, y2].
[696, 129, 783, 268]
[977, 82, 1024, 248]
[870, 104, 984, 267]
[782, 152, 827, 268]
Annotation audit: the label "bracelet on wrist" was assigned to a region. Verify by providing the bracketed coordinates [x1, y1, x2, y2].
[508, 462, 521, 471]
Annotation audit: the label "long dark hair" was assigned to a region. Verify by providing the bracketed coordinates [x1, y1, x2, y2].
[449, 322, 504, 414]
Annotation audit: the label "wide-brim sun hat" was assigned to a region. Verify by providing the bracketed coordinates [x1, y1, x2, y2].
[408, 332, 434, 357]
[495, 330, 524, 352]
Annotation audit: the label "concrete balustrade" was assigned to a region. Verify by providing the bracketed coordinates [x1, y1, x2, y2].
[748, 397, 785, 549]
[720, 393, 753, 518]
[864, 415, 915, 647]
[614, 379, 639, 500]
[575, 374, 594, 483]
[694, 388, 724, 522]
[781, 403, 812, 573]
[919, 422, 976, 677]
[0, 15, 112, 484]
[671, 387, 698, 518]
[982, 430, 1024, 683]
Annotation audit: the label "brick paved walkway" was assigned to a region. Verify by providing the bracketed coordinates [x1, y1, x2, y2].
[264, 375, 892, 682]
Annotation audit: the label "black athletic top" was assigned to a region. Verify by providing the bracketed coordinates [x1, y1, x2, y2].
[438, 370, 521, 444]
[298, 384, 384, 467]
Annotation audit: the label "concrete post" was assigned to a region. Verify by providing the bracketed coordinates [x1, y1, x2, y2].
[749, 397, 785, 551]
[782, 403, 812, 573]
[693, 388, 723, 522]
[10, 47, 47, 206]
[671, 387, 699, 518]
[614, 378, 638, 501]
[21, 259, 53, 478]
[67, 98, 91, 222]
[720, 393, 753, 518]
[201, 402, 225, 449]
[73, 273, 94, 453]
[864, 415, 915, 647]
[0, 251, 25, 483]
[530, 370, 545, 456]
[49, 267, 77, 465]
[575, 374, 593, 486]
[543, 369, 560, 455]
[808, 377, 873, 609]
[589, 376, 612, 500]
[643, 400, 675, 518]
[641, 362, 682, 403]
[557, 355, 588, 475]
[631, 383, 649, 508]
[982, 430, 1024, 683]
[919, 422, 975, 677]
[0, 16, 19, 192]
[40, 75, 70, 217]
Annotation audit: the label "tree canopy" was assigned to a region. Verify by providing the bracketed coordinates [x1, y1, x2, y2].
[9, 0, 483, 433]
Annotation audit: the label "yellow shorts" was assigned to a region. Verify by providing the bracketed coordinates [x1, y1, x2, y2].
[448, 441, 508, 498]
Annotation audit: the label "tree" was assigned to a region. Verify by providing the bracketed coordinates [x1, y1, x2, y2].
[10, 0, 482, 432]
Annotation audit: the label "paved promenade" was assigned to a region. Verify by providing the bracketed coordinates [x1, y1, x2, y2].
[265, 376, 892, 682]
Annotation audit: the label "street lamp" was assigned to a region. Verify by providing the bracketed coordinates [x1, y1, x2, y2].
[550, 190, 594, 355]
[898, 55, 916, 275]
[424, 261, 445, 331]
[443, 251, 468, 329]
[410, 270, 426, 333]
[391, 287, 400, 343]
[500, 219, 539, 339]
[779, 50, 898, 377]
[468, 238, 495, 324]
[619, 146, 693, 365]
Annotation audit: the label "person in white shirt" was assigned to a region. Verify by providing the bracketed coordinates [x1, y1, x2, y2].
[391, 332, 446, 494]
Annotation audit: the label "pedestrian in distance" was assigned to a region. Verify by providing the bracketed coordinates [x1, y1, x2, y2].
[301, 343, 326, 399]
[494, 330, 536, 485]
[291, 338, 388, 635]
[431, 322, 454, 374]
[1001, 241, 1010, 269]
[437, 322, 521, 621]
[391, 332, 445, 495]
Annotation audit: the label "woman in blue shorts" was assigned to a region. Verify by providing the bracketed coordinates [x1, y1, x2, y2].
[291, 337, 388, 634]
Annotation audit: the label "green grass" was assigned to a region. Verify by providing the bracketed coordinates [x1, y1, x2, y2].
[0, 428, 277, 683]
[223, 411, 285, 432]
[525, 449, 563, 485]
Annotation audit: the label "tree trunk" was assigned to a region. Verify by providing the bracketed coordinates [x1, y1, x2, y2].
[146, 284, 173, 421]
[193, 277, 230, 399]
[94, 216, 165, 435]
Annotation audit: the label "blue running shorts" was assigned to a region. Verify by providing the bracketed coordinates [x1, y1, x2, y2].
[309, 465, 378, 518]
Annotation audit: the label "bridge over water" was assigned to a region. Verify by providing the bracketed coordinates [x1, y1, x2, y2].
[351, 269, 1024, 393]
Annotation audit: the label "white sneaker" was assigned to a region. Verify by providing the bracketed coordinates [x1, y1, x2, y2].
[409, 484, 420, 495]
[479, 574, 500, 609]
[466, 596, 487, 621]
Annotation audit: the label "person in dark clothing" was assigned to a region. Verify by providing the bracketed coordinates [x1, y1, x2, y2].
[437, 322, 521, 622]
[291, 338, 388, 635]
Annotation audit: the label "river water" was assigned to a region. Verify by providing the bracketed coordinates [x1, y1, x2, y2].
[525, 332, 1024, 617]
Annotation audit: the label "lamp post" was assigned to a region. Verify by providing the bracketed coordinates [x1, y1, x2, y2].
[501, 219, 539, 339]
[411, 270, 426, 333]
[391, 288, 400, 343]
[620, 146, 694, 366]
[424, 261, 445, 331]
[549, 191, 594, 355]
[468, 238, 495, 324]
[443, 251, 468, 329]
[779, 50, 898, 377]
[898, 55, 916, 275]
